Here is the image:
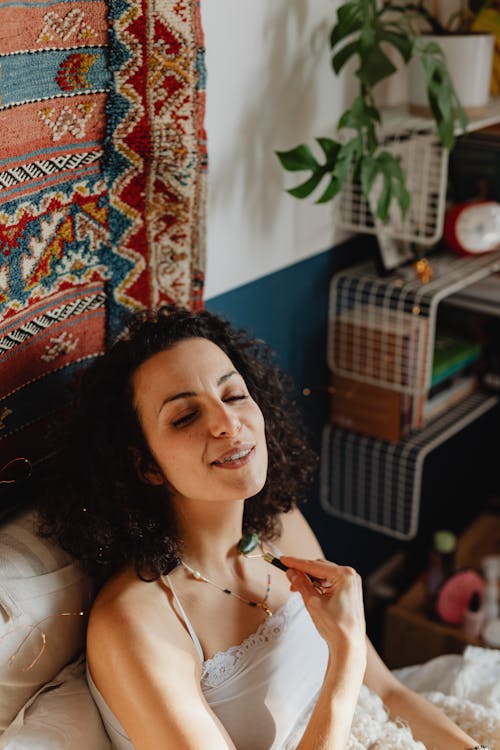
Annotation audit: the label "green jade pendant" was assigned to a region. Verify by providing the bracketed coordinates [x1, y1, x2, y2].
[237, 532, 260, 555]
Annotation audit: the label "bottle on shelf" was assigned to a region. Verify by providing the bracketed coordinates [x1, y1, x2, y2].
[462, 590, 485, 639]
[425, 529, 457, 616]
[482, 554, 500, 624]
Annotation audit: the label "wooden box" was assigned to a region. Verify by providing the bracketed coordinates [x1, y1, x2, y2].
[329, 374, 403, 443]
[383, 513, 500, 669]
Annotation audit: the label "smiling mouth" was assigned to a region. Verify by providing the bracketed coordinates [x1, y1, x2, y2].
[212, 447, 254, 466]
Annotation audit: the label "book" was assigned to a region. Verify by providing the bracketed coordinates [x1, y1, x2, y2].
[423, 374, 477, 424]
[431, 330, 481, 388]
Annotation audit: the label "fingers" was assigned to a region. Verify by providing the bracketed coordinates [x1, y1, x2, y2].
[281, 556, 353, 580]
[286, 568, 318, 597]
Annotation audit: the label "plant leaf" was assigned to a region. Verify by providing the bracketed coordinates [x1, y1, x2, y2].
[417, 44, 460, 150]
[332, 40, 359, 74]
[287, 169, 328, 199]
[277, 138, 344, 201]
[275, 144, 319, 172]
[316, 175, 343, 203]
[331, 137, 361, 186]
[365, 119, 378, 154]
[391, 177, 411, 217]
[364, 104, 381, 123]
[377, 29, 413, 62]
[376, 177, 392, 221]
[337, 95, 380, 132]
[360, 157, 379, 196]
[337, 96, 364, 130]
[376, 150, 405, 179]
[316, 137, 342, 163]
[330, 1, 364, 49]
[357, 44, 397, 88]
[360, 151, 411, 220]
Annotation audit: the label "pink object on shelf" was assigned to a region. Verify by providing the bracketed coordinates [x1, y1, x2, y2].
[435, 569, 486, 625]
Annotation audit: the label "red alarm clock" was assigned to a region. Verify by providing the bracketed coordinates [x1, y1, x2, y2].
[443, 201, 500, 256]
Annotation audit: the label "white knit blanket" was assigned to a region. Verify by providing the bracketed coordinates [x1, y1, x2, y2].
[4, 645, 499, 749]
[287, 646, 500, 750]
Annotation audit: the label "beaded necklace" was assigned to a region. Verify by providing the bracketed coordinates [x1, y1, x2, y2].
[181, 560, 273, 617]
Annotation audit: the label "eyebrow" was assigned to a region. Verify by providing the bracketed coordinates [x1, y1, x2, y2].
[158, 370, 238, 412]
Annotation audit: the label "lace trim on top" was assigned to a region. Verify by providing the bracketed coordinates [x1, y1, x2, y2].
[201, 592, 301, 689]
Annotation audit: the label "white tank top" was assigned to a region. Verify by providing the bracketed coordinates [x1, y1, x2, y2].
[87, 585, 328, 750]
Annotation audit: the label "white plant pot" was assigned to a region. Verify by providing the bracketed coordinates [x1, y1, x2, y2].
[408, 33, 494, 116]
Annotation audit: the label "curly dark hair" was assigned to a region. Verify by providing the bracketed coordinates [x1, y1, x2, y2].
[39, 305, 318, 585]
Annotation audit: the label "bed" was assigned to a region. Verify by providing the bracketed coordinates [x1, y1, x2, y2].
[0, 507, 498, 750]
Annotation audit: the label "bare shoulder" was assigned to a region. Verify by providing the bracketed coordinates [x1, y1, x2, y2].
[87, 568, 236, 749]
[277, 506, 324, 559]
[87, 566, 198, 675]
[86, 566, 202, 713]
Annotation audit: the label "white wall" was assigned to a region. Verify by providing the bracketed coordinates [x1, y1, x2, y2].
[201, 1, 347, 299]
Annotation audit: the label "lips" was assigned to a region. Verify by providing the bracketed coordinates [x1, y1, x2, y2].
[211, 444, 255, 466]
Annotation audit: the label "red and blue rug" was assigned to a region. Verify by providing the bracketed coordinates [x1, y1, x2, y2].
[0, 0, 207, 466]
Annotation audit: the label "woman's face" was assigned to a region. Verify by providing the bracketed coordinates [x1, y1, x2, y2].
[131, 337, 268, 506]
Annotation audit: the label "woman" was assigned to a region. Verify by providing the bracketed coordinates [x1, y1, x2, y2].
[41, 306, 486, 750]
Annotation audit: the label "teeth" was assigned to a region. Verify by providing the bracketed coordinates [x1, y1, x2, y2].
[215, 448, 251, 464]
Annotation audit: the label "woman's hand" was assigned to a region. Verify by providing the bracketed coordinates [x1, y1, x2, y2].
[281, 556, 367, 660]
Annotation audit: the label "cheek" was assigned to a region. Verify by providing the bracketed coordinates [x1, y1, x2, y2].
[253, 405, 266, 438]
[252, 407, 268, 460]
[153, 430, 205, 484]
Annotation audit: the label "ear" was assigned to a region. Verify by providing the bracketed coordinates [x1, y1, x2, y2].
[129, 447, 164, 486]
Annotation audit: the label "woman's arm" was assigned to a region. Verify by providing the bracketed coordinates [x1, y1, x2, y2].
[280, 510, 485, 750]
[364, 638, 481, 750]
[281, 556, 368, 750]
[293, 643, 366, 750]
[278, 511, 366, 748]
[87, 590, 237, 750]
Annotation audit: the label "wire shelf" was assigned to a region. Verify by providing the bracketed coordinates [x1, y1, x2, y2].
[324, 250, 500, 537]
[320, 392, 499, 539]
[328, 250, 500, 400]
[334, 97, 500, 244]
[335, 128, 448, 244]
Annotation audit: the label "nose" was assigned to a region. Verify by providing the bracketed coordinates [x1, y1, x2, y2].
[209, 402, 241, 437]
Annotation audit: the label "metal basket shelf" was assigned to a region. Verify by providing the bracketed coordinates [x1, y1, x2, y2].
[328, 249, 500, 397]
[334, 98, 500, 244]
[324, 250, 500, 538]
[335, 128, 447, 245]
[320, 392, 499, 539]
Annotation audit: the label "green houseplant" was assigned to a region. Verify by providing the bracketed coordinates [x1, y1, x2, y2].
[276, 0, 492, 223]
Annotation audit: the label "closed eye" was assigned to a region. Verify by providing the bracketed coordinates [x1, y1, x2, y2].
[172, 411, 198, 428]
[172, 394, 247, 427]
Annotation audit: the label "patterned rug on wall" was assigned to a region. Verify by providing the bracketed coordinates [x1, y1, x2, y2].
[0, 0, 207, 468]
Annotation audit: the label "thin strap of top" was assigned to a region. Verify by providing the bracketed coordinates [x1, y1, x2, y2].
[164, 573, 205, 663]
[163, 542, 282, 666]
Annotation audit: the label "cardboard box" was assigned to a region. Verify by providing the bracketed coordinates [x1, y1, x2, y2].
[383, 513, 500, 668]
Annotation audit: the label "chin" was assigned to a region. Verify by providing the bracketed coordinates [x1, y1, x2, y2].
[222, 470, 267, 502]
[244, 480, 267, 500]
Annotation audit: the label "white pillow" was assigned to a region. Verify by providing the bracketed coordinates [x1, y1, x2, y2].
[0, 510, 92, 732]
[0, 656, 112, 749]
